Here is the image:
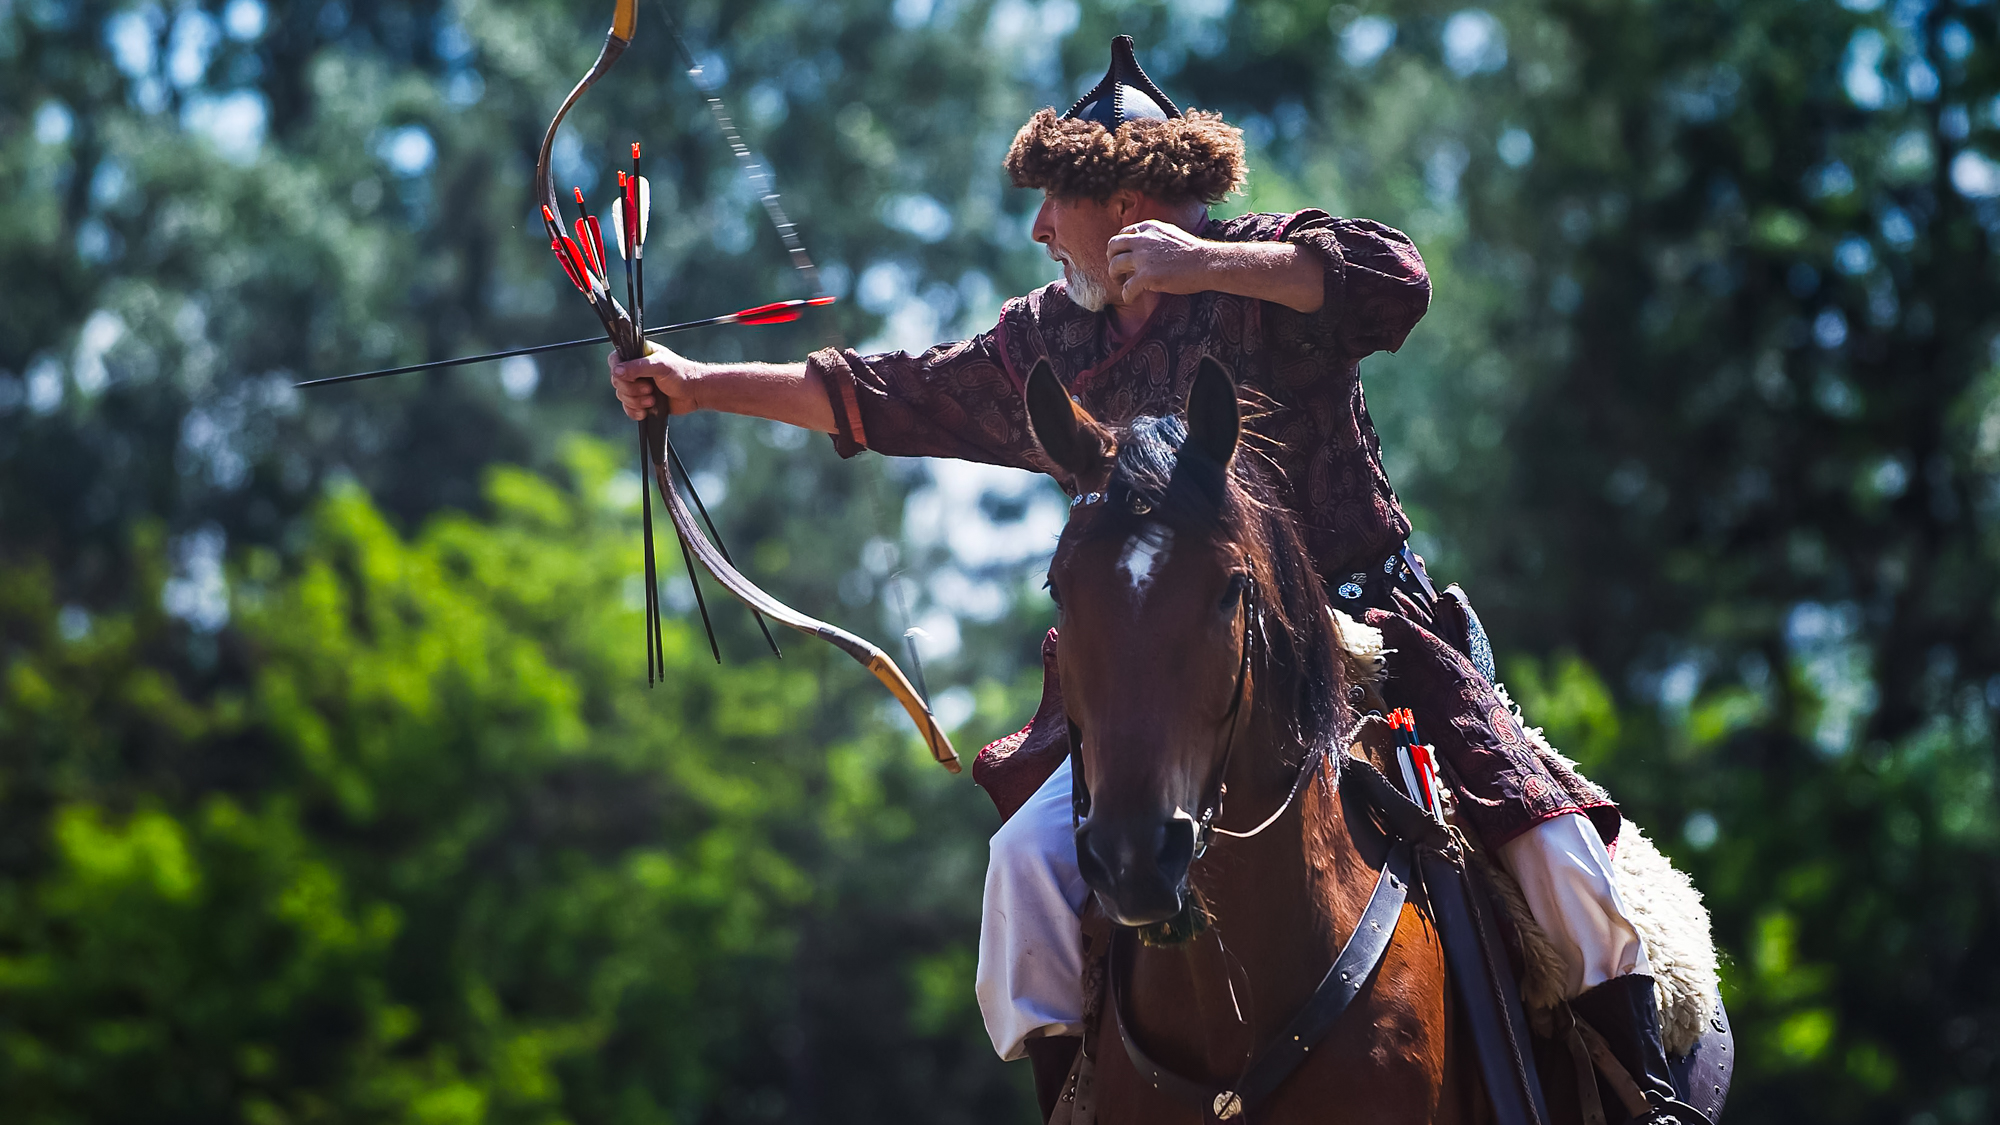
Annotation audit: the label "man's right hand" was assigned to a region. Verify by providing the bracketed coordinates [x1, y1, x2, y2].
[609, 344, 703, 420]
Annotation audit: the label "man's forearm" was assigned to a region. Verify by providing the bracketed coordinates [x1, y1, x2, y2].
[690, 361, 836, 433]
[1200, 241, 1326, 313]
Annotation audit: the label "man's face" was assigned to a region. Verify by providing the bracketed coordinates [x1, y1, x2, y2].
[1032, 193, 1128, 311]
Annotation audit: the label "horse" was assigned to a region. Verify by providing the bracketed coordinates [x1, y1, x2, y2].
[1024, 355, 1489, 1125]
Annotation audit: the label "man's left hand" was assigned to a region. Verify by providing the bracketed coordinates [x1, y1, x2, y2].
[1107, 221, 1216, 303]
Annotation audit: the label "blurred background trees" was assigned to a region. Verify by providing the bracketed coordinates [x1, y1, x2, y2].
[2, 0, 1996, 1120]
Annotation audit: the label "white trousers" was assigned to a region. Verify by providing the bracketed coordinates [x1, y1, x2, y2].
[976, 758, 1093, 1061]
[974, 757, 1648, 1061]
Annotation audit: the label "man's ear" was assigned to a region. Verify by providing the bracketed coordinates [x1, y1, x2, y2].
[1184, 355, 1240, 469]
[1106, 187, 1144, 225]
[1025, 360, 1113, 481]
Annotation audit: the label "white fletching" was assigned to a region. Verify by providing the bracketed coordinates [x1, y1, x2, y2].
[637, 177, 651, 246]
[610, 203, 629, 260]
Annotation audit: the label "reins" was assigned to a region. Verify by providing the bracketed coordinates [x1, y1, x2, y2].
[1188, 582, 1256, 858]
[1197, 588, 1355, 847]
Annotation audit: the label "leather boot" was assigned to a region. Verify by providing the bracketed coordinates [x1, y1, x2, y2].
[1024, 1035, 1081, 1123]
[1570, 975, 1714, 1125]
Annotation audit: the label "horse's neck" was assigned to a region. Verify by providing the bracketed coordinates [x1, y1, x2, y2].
[1130, 731, 1382, 1081]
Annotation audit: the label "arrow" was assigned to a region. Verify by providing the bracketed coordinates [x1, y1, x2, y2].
[293, 297, 836, 388]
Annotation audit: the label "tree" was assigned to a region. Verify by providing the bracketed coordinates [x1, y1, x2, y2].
[0, 440, 1030, 1123]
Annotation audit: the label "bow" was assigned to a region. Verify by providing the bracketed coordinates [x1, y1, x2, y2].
[528, 0, 959, 771]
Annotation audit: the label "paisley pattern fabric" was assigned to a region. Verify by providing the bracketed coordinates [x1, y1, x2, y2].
[812, 209, 1432, 580]
[1367, 611, 1621, 849]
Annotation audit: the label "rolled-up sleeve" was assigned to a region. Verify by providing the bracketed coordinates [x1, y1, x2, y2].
[814, 314, 1047, 470]
[1280, 213, 1432, 359]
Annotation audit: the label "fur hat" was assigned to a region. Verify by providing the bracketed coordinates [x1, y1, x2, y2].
[1004, 36, 1247, 205]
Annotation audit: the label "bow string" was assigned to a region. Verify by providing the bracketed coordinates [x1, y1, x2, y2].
[531, 0, 960, 773]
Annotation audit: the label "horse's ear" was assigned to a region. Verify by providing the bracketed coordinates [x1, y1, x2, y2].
[1026, 360, 1113, 480]
[1184, 356, 1240, 468]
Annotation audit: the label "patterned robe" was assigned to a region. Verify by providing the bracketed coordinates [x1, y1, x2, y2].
[811, 210, 1615, 848]
[813, 210, 1425, 577]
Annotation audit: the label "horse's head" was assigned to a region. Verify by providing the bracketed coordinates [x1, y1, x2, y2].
[1027, 357, 1346, 927]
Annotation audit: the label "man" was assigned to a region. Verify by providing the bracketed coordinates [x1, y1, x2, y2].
[610, 37, 1690, 1125]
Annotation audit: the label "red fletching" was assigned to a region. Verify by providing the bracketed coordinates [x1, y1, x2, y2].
[550, 239, 588, 293]
[731, 297, 839, 325]
[734, 300, 807, 326]
[574, 217, 603, 277]
[585, 215, 607, 275]
[557, 235, 594, 292]
[622, 173, 639, 255]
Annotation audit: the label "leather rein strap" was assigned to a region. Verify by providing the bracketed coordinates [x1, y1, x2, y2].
[1110, 820, 1417, 1123]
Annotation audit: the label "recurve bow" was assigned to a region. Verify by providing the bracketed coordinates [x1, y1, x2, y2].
[534, 0, 959, 772]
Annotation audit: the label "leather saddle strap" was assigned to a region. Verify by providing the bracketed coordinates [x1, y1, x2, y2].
[1338, 754, 1451, 852]
[1557, 1007, 1610, 1125]
[1110, 840, 1414, 1122]
[1232, 839, 1414, 1109]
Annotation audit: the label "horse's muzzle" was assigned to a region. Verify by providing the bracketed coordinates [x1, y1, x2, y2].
[1075, 814, 1198, 926]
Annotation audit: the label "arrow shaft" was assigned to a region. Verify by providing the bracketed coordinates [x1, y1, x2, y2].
[294, 304, 817, 388]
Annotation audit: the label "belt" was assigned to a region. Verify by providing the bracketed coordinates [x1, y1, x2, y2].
[1331, 543, 1438, 616]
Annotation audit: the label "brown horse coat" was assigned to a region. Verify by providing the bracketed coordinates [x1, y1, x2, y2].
[1024, 358, 1488, 1125]
[1075, 766, 1489, 1125]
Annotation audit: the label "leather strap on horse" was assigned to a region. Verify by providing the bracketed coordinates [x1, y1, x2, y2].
[1110, 833, 1415, 1123]
[1555, 1005, 1611, 1125]
[1418, 847, 1554, 1125]
[1347, 753, 1552, 1125]
[1339, 751, 1452, 851]
[1103, 745, 1568, 1124]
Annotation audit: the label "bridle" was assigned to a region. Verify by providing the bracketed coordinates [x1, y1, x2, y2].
[1188, 580, 1257, 857]
[1065, 522, 1346, 860]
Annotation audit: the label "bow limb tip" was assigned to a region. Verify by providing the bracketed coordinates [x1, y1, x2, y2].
[864, 652, 961, 772]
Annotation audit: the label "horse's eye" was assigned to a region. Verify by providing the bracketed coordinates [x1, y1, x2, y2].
[1220, 573, 1249, 611]
[1045, 577, 1063, 609]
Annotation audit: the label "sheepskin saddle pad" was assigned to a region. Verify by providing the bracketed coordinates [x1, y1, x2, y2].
[1330, 610, 1721, 1056]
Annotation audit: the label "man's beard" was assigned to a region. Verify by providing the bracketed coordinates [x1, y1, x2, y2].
[1060, 257, 1111, 312]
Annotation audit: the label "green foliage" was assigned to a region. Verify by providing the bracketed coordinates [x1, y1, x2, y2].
[1503, 651, 1620, 772]
[1, 444, 1022, 1123]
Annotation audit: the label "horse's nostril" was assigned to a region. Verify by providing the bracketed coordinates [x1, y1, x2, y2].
[1075, 825, 1110, 886]
[1157, 817, 1195, 878]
